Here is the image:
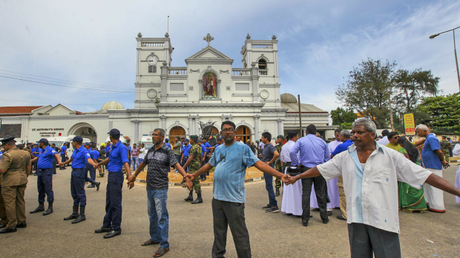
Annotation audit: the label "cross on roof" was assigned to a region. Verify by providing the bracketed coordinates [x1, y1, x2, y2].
[203, 33, 214, 46]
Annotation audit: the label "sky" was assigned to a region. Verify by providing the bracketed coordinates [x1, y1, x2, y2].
[1, 0, 459, 114]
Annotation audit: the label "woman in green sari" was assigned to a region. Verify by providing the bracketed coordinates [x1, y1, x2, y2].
[397, 136, 427, 212]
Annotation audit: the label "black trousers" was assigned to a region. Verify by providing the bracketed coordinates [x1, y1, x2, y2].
[348, 223, 401, 258]
[212, 199, 251, 258]
[301, 167, 328, 221]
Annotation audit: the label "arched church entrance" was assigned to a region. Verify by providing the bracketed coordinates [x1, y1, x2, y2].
[68, 123, 97, 142]
[169, 126, 186, 144]
[235, 125, 251, 143]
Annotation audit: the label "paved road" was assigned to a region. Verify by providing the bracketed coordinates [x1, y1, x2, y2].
[1, 166, 460, 257]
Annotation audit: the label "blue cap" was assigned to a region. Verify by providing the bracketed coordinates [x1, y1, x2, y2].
[39, 138, 49, 144]
[184, 139, 189, 142]
[108, 128, 120, 136]
[72, 136, 83, 143]
[84, 142, 91, 146]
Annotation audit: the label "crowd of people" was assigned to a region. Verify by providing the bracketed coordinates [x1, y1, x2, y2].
[1, 118, 460, 257]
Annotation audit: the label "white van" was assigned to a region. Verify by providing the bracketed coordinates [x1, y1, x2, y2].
[47, 135, 91, 155]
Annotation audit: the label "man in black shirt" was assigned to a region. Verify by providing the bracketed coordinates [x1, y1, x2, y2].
[259, 132, 280, 213]
[129, 128, 187, 257]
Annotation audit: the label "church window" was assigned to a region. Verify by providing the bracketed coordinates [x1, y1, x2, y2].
[148, 65, 157, 73]
[258, 59, 267, 70]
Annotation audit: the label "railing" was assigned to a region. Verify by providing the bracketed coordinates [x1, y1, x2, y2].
[141, 42, 165, 47]
[259, 70, 268, 75]
[252, 44, 273, 49]
[169, 68, 187, 75]
[232, 69, 251, 76]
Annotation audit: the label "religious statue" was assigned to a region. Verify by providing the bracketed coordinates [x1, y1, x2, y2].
[203, 73, 217, 98]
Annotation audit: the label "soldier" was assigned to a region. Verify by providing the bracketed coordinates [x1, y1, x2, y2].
[274, 135, 285, 197]
[0, 137, 31, 233]
[183, 135, 203, 204]
[30, 138, 62, 216]
[441, 136, 451, 164]
[60, 136, 98, 224]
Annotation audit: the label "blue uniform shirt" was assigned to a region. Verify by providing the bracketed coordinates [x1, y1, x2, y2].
[32, 147, 40, 157]
[107, 141, 129, 172]
[332, 139, 354, 156]
[71, 146, 91, 169]
[209, 142, 259, 203]
[60, 145, 67, 155]
[165, 143, 171, 149]
[37, 146, 57, 169]
[90, 149, 99, 160]
[201, 142, 211, 156]
[105, 145, 112, 155]
[421, 133, 442, 170]
[182, 144, 191, 157]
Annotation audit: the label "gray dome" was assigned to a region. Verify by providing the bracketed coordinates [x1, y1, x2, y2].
[280, 93, 297, 103]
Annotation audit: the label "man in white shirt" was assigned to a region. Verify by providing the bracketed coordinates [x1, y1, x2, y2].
[287, 118, 460, 258]
[377, 129, 390, 145]
[280, 131, 301, 215]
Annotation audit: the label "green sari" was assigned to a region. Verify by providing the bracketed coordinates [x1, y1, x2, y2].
[398, 147, 427, 212]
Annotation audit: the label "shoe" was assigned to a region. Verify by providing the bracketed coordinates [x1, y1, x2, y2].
[96, 182, 101, 191]
[275, 189, 280, 197]
[72, 215, 86, 224]
[312, 208, 320, 212]
[64, 206, 79, 221]
[87, 185, 95, 188]
[30, 203, 45, 214]
[262, 204, 272, 209]
[302, 219, 308, 227]
[16, 222, 27, 228]
[95, 227, 112, 233]
[43, 203, 53, 216]
[323, 219, 329, 224]
[337, 215, 347, 221]
[191, 194, 203, 204]
[184, 192, 193, 202]
[103, 229, 121, 239]
[0, 224, 6, 229]
[265, 207, 280, 213]
[0, 227, 17, 233]
[327, 211, 332, 216]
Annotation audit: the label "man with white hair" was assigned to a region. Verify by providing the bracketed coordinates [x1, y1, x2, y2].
[287, 118, 460, 257]
[416, 124, 448, 213]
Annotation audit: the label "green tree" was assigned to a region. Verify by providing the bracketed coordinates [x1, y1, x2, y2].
[336, 58, 396, 128]
[331, 107, 357, 129]
[392, 68, 439, 115]
[416, 93, 460, 134]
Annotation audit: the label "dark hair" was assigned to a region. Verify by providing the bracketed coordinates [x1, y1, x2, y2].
[221, 121, 236, 130]
[387, 132, 399, 140]
[287, 131, 297, 140]
[334, 128, 341, 134]
[165, 139, 169, 143]
[111, 134, 120, 140]
[381, 129, 390, 137]
[306, 124, 316, 134]
[262, 132, 272, 142]
[398, 136, 419, 163]
[176, 136, 180, 141]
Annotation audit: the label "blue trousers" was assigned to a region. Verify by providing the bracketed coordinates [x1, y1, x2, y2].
[103, 172, 124, 231]
[71, 168, 86, 207]
[181, 156, 188, 172]
[132, 157, 139, 170]
[85, 163, 96, 185]
[60, 154, 67, 169]
[264, 172, 278, 208]
[147, 189, 169, 248]
[37, 168, 54, 203]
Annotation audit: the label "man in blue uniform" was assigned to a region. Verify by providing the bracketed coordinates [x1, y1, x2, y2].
[30, 139, 62, 216]
[200, 138, 212, 181]
[94, 129, 133, 239]
[60, 143, 68, 170]
[60, 136, 98, 224]
[84, 143, 100, 190]
[31, 143, 40, 176]
[180, 139, 191, 172]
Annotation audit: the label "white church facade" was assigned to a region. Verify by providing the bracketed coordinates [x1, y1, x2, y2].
[0, 33, 334, 144]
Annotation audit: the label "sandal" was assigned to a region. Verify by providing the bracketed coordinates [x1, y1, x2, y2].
[141, 239, 160, 246]
[153, 247, 169, 257]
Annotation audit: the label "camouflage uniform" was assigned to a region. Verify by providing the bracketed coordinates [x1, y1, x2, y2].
[188, 143, 202, 194]
[274, 144, 283, 191]
[441, 139, 451, 163]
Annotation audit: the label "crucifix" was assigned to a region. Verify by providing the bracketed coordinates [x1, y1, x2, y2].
[203, 33, 214, 46]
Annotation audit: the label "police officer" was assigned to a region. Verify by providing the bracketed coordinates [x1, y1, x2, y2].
[94, 129, 133, 239]
[30, 139, 62, 216]
[60, 136, 98, 224]
[183, 135, 203, 204]
[31, 143, 40, 176]
[83, 143, 100, 190]
[0, 137, 31, 233]
[60, 143, 68, 170]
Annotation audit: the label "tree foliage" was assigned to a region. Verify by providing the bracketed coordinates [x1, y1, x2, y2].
[416, 93, 460, 134]
[336, 58, 439, 129]
[330, 107, 357, 129]
[336, 58, 395, 128]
